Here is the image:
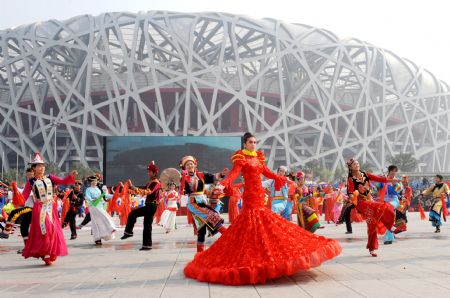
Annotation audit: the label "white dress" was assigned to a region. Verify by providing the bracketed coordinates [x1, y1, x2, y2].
[85, 187, 116, 241]
[160, 190, 179, 232]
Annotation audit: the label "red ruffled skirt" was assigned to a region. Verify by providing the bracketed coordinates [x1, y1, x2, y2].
[22, 201, 68, 259]
[184, 207, 341, 285]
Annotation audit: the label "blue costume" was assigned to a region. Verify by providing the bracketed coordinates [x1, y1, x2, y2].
[263, 179, 291, 221]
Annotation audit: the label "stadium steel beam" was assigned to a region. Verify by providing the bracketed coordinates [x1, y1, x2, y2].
[1, 11, 450, 173]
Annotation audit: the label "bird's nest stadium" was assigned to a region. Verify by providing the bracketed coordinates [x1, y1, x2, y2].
[1, 11, 450, 173]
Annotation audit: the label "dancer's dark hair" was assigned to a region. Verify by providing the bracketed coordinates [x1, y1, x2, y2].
[387, 165, 398, 173]
[243, 132, 255, 144]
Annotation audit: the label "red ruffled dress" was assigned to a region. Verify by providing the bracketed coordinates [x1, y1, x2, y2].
[184, 150, 341, 285]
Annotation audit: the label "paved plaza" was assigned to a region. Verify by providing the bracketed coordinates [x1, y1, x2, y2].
[1, 212, 450, 297]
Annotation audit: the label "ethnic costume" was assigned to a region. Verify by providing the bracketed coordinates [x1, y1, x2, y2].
[333, 189, 345, 223]
[422, 183, 450, 232]
[293, 172, 321, 232]
[295, 188, 321, 233]
[374, 178, 403, 244]
[62, 185, 84, 240]
[347, 171, 395, 254]
[184, 149, 341, 285]
[21, 152, 75, 265]
[394, 178, 411, 234]
[85, 178, 115, 244]
[0, 185, 33, 244]
[121, 162, 161, 250]
[181, 156, 227, 253]
[263, 174, 292, 221]
[227, 183, 243, 224]
[160, 188, 179, 233]
[208, 184, 224, 213]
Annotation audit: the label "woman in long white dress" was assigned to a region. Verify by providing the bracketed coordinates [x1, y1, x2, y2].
[159, 182, 179, 233]
[85, 176, 116, 245]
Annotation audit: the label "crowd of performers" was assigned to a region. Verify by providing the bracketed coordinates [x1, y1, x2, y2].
[0, 132, 449, 285]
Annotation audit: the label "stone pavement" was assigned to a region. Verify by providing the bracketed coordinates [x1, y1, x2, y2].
[1, 212, 450, 297]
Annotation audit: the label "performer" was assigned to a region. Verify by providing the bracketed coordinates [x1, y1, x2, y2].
[420, 174, 450, 233]
[333, 186, 345, 224]
[337, 189, 356, 234]
[21, 152, 76, 265]
[62, 181, 84, 240]
[346, 158, 396, 257]
[84, 176, 115, 245]
[180, 155, 228, 253]
[77, 176, 103, 229]
[263, 166, 292, 221]
[184, 132, 341, 285]
[380, 165, 403, 244]
[208, 182, 225, 213]
[323, 185, 335, 223]
[0, 168, 34, 253]
[120, 161, 161, 251]
[159, 182, 179, 233]
[228, 183, 243, 224]
[393, 176, 411, 234]
[294, 171, 321, 232]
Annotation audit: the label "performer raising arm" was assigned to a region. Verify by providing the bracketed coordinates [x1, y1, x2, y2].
[120, 161, 161, 251]
[346, 158, 397, 257]
[21, 152, 77, 265]
[184, 132, 341, 285]
[420, 174, 450, 233]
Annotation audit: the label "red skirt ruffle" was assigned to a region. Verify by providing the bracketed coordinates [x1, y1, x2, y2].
[22, 202, 68, 259]
[184, 207, 341, 285]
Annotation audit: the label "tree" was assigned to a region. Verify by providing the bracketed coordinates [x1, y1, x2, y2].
[1, 169, 25, 185]
[303, 160, 320, 175]
[318, 168, 333, 182]
[334, 166, 347, 181]
[75, 165, 100, 179]
[360, 162, 374, 172]
[45, 163, 62, 176]
[388, 153, 418, 172]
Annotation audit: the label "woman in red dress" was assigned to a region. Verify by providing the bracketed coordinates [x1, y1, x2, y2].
[346, 158, 396, 257]
[21, 152, 77, 265]
[184, 133, 341, 285]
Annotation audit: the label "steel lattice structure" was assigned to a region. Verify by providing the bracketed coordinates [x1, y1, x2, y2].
[1, 11, 450, 173]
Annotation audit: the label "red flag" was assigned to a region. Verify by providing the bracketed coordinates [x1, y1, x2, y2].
[441, 194, 448, 222]
[107, 182, 121, 215]
[11, 182, 25, 208]
[119, 181, 130, 226]
[418, 203, 426, 220]
[60, 189, 72, 224]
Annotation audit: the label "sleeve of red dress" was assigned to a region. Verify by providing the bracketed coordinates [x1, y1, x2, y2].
[21, 181, 32, 201]
[366, 172, 388, 183]
[50, 174, 76, 186]
[262, 165, 287, 191]
[220, 162, 243, 191]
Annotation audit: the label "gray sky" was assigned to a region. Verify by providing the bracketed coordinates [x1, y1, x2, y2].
[1, 0, 449, 84]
